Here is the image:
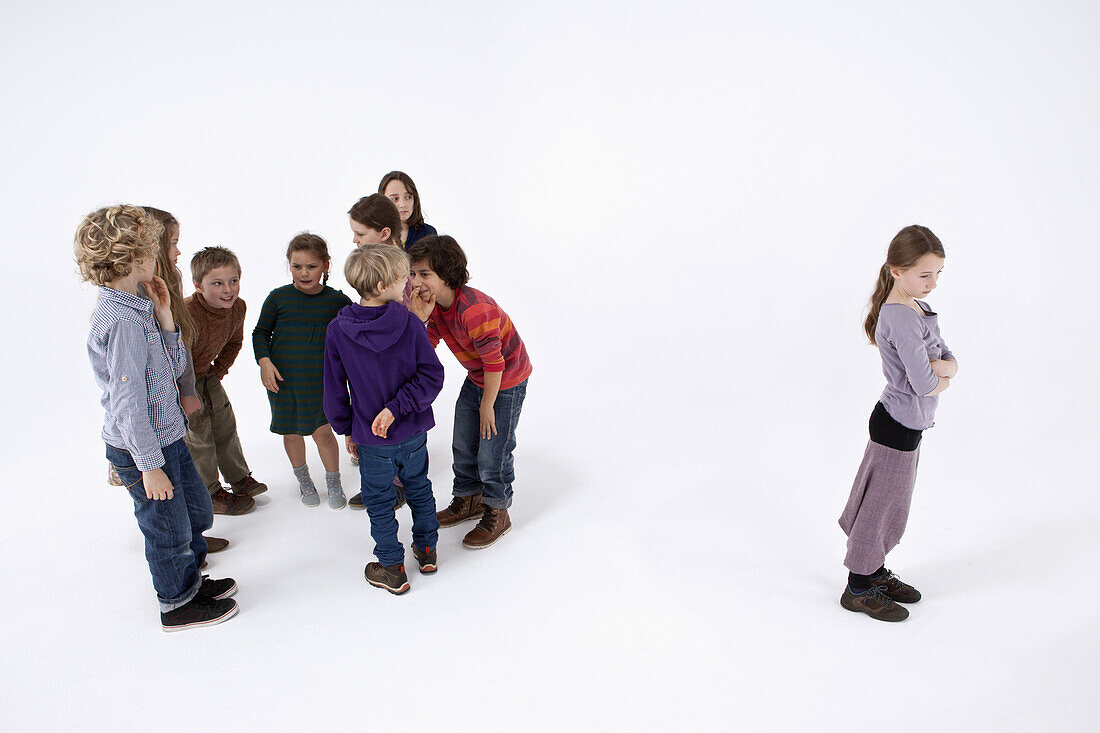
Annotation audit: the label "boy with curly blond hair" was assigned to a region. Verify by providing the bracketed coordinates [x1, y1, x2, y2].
[77, 205, 238, 631]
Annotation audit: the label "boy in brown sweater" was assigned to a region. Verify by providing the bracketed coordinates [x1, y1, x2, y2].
[185, 247, 267, 515]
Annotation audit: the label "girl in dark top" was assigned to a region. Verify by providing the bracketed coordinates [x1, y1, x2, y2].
[378, 171, 437, 249]
[838, 225, 957, 622]
[253, 234, 352, 510]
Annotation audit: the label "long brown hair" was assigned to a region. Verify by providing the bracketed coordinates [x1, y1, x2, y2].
[143, 206, 196, 348]
[286, 233, 332, 286]
[863, 225, 945, 344]
[378, 171, 426, 228]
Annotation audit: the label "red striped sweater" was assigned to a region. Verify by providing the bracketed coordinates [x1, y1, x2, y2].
[427, 286, 532, 390]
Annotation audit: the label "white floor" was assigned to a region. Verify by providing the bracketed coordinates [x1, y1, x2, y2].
[5, 376, 1098, 731]
[4, 2, 1099, 730]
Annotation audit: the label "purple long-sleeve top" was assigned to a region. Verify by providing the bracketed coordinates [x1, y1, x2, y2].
[876, 301, 954, 431]
[323, 301, 444, 446]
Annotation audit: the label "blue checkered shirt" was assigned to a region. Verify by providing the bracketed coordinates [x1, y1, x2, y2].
[88, 286, 188, 471]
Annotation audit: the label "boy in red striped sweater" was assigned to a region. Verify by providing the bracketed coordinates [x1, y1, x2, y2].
[406, 236, 532, 549]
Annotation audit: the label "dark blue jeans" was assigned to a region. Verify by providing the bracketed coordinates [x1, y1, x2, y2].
[452, 377, 528, 510]
[106, 439, 212, 612]
[357, 432, 439, 567]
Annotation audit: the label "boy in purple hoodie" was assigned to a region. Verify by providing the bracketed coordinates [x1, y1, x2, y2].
[323, 244, 445, 595]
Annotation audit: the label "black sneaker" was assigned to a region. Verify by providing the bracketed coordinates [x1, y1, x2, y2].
[198, 575, 237, 600]
[348, 489, 406, 511]
[412, 545, 437, 574]
[840, 585, 909, 622]
[364, 562, 410, 595]
[872, 568, 922, 603]
[161, 593, 238, 632]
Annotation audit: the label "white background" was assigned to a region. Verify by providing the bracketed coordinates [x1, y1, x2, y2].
[2, 1, 1098, 730]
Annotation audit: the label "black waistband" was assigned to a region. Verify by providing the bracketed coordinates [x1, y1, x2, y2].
[868, 402, 922, 451]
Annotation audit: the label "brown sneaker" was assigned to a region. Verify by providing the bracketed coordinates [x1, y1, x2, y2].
[412, 545, 437, 574]
[364, 562, 410, 595]
[205, 536, 230, 553]
[437, 494, 483, 527]
[873, 569, 921, 603]
[211, 488, 255, 516]
[230, 474, 268, 497]
[462, 506, 511, 549]
[840, 585, 910, 622]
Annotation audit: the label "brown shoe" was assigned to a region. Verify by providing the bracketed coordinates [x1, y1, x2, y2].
[462, 506, 511, 549]
[872, 569, 921, 603]
[205, 536, 230, 553]
[230, 474, 268, 497]
[840, 585, 909, 622]
[211, 488, 255, 516]
[412, 545, 437, 574]
[437, 494, 483, 527]
[364, 562, 410, 595]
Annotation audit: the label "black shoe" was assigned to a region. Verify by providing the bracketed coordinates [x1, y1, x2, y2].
[198, 575, 237, 600]
[161, 593, 238, 632]
[349, 492, 364, 510]
[394, 484, 406, 510]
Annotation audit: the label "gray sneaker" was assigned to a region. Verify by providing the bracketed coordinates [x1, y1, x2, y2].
[300, 485, 320, 507]
[328, 487, 347, 510]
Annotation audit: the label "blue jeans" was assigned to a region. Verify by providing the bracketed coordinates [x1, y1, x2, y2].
[452, 377, 527, 509]
[106, 439, 212, 612]
[358, 432, 439, 567]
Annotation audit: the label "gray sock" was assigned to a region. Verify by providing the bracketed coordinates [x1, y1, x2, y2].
[293, 464, 316, 492]
[325, 470, 342, 491]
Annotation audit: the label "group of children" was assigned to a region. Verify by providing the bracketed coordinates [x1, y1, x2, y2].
[78, 171, 532, 630]
[79, 168, 955, 630]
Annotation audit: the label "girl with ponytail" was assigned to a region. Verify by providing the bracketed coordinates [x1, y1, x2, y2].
[837, 225, 957, 622]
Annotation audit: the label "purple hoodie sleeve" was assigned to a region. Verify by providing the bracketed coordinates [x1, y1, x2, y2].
[323, 329, 353, 435]
[384, 315, 445, 417]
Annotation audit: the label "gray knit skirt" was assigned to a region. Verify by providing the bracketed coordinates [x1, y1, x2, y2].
[838, 440, 920, 574]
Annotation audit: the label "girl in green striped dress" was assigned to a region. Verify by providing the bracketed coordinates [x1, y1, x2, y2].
[253, 233, 352, 509]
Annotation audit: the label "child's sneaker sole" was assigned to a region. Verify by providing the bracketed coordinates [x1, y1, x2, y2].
[161, 599, 239, 632]
[366, 577, 410, 594]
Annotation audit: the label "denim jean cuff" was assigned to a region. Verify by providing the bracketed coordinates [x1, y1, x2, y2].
[158, 578, 201, 613]
[451, 488, 483, 498]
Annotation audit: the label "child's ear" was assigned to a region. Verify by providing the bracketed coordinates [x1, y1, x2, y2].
[381, 227, 391, 241]
[193, 280, 202, 291]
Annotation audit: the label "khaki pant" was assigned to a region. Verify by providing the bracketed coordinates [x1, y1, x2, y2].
[184, 374, 250, 497]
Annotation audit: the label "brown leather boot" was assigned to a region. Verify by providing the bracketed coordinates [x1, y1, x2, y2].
[436, 494, 483, 527]
[462, 506, 511, 549]
[211, 488, 255, 516]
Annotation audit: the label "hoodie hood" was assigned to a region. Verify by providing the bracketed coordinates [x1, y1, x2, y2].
[334, 301, 409, 352]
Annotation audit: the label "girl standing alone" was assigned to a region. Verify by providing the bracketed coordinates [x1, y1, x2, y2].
[839, 225, 957, 622]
